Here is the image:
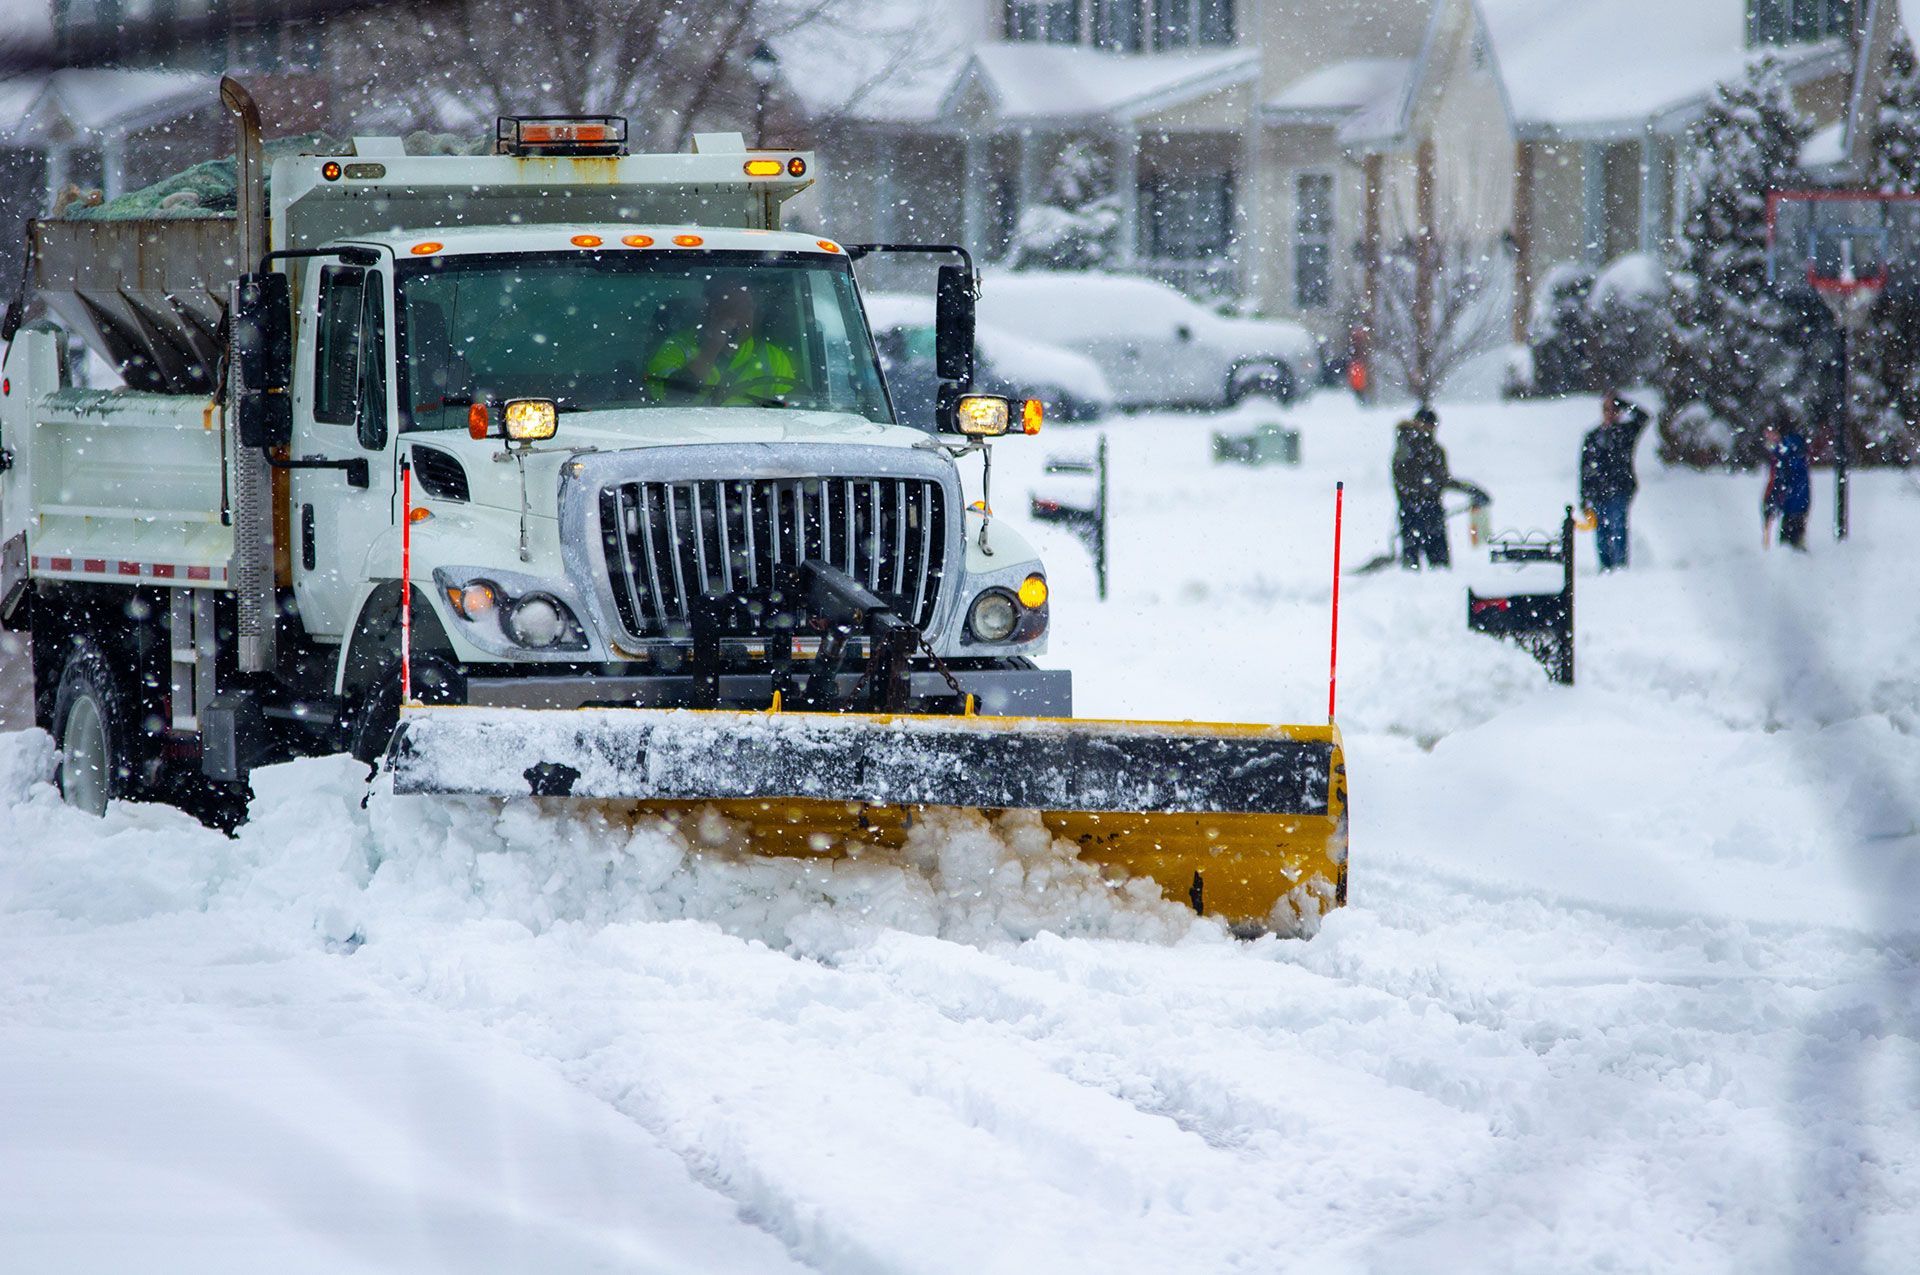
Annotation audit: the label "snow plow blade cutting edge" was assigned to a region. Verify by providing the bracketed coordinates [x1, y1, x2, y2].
[385, 707, 1347, 930]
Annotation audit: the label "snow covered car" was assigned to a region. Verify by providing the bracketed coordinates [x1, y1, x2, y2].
[978, 271, 1319, 410]
[865, 292, 1114, 427]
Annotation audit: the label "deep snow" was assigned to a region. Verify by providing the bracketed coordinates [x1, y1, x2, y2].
[3, 392, 1918, 1273]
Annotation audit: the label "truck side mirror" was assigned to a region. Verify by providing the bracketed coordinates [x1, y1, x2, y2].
[232, 272, 291, 394]
[230, 273, 292, 449]
[935, 264, 975, 385]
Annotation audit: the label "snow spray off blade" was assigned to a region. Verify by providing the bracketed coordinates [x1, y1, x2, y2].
[385, 706, 1349, 930]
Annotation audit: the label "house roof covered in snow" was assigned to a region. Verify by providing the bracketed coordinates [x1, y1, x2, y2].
[1265, 58, 1412, 125]
[770, 0, 983, 125]
[1474, 0, 1851, 139]
[0, 68, 216, 144]
[942, 44, 1258, 125]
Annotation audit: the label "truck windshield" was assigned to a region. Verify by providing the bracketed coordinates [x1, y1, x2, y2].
[396, 252, 894, 429]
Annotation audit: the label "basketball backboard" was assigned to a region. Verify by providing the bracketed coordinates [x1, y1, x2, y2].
[1767, 190, 1920, 317]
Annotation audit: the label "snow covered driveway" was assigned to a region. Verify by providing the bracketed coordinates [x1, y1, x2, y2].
[4, 396, 1917, 1272]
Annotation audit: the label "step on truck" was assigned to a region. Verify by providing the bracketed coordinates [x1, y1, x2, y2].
[0, 79, 1347, 932]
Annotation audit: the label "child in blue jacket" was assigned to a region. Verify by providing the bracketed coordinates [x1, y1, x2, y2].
[1763, 424, 1812, 550]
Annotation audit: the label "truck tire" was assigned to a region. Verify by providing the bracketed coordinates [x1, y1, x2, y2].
[51, 639, 134, 816]
[347, 655, 463, 766]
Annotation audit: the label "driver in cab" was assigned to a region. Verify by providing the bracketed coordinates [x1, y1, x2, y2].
[646, 277, 799, 407]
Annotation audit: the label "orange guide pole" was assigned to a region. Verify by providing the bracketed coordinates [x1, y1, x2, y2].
[401, 456, 414, 706]
[1329, 481, 1344, 724]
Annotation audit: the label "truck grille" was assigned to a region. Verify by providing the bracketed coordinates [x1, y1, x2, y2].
[600, 477, 947, 639]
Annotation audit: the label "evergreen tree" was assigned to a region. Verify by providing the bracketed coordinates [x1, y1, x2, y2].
[1853, 32, 1920, 463]
[1870, 33, 1920, 193]
[1011, 141, 1122, 272]
[1661, 59, 1810, 467]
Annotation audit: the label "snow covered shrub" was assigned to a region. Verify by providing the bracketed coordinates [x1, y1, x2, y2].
[1662, 59, 1811, 468]
[1527, 263, 1597, 396]
[1588, 253, 1669, 391]
[1011, 140, 1122, 272]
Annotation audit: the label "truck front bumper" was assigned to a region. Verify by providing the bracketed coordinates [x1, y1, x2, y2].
[461, 664, 1071, 717]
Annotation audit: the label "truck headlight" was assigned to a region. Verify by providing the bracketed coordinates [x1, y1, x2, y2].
[504, 593, 570, 648]
[968, 590, 1017, 642]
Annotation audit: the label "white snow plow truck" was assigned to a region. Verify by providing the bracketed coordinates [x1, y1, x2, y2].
[0, 80, 1346, 930]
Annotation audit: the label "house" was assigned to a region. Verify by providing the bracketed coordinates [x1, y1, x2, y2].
[1349, 0, 1874, 387]
[802, 0, 1432, 332]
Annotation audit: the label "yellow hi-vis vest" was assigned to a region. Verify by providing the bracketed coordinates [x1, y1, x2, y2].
[647, 334, 799, 405]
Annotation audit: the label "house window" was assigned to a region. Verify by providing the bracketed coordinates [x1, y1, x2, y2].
[1093, 0, 1143, 51]
[1152, 0, 1234, 49]
[1006, 1, 1081, 43]
[1294, 173, 1334, 310]
[1747, 0, 1852, 45]
[1144, 172, 1234, 259]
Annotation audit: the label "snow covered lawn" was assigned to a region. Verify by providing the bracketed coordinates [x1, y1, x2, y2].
[3, 393, 1917, 1272]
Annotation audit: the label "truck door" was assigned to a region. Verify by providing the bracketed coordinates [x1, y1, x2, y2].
[291, 262, 395, 639]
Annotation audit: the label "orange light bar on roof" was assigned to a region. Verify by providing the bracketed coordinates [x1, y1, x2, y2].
[743, 158, 784, 177]
[672, 234, 704, 247]
[570, 234, 603, 248]
[622, 233, 655, 248]
[522, 123, 606, 145]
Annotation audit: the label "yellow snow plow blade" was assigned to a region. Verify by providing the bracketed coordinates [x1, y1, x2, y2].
[386, 707, 1348, 930]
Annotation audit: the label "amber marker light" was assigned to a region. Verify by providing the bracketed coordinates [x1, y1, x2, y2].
[1020, 398, 1044, 435]
[467, 402, 490, 439]
[409, 506, 433, 524]
[816, 239, 842, 254]
[787, 157, 807, 177]
[321, 161, 342, 181]
[671, 234, 704, 247]
[410, 241, 443, 255]
[570, 233, 603, 248]
[743, 158, 784, 177]
[1018, 575, 1049, 608]
[621, 233, 655, 247]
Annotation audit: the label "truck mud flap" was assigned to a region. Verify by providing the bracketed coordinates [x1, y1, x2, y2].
[386, 706, 1348, 930]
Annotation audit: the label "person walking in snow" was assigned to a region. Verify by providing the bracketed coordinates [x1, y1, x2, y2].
[1579, 391, 1651, 571]
[1762, 420, 1812, 550]
[1393, 406, 1454, 569]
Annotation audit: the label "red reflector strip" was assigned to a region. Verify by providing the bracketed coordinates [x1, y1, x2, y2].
[1472, 598, 1512, 614]
[30, 556, 226, 583]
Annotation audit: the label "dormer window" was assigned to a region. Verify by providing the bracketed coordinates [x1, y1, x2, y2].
[1005, 1, 1081, 44]
[1003, 1, 1233, 50]
[1746, 0, 1853, 46]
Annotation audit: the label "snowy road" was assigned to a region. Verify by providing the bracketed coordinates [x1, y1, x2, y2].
[4, 395, 1918, 1272]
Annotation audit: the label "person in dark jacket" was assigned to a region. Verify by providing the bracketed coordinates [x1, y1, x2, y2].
[1579, 392, 1651, 571]
[1393, 406, 1454, 568]
[1762, 422, 1812, 550]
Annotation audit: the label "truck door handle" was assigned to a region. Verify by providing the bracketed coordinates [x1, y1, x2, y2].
[267, 453, 370, 489]
[301, 504, 316, 569]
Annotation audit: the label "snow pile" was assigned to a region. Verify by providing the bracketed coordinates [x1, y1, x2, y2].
[0, 731, 1200, 959]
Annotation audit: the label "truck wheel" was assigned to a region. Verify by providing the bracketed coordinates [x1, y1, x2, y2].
[51, 640, 134, 816]
[347, 656, 463, 766]
[347, 669, 402, 766]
